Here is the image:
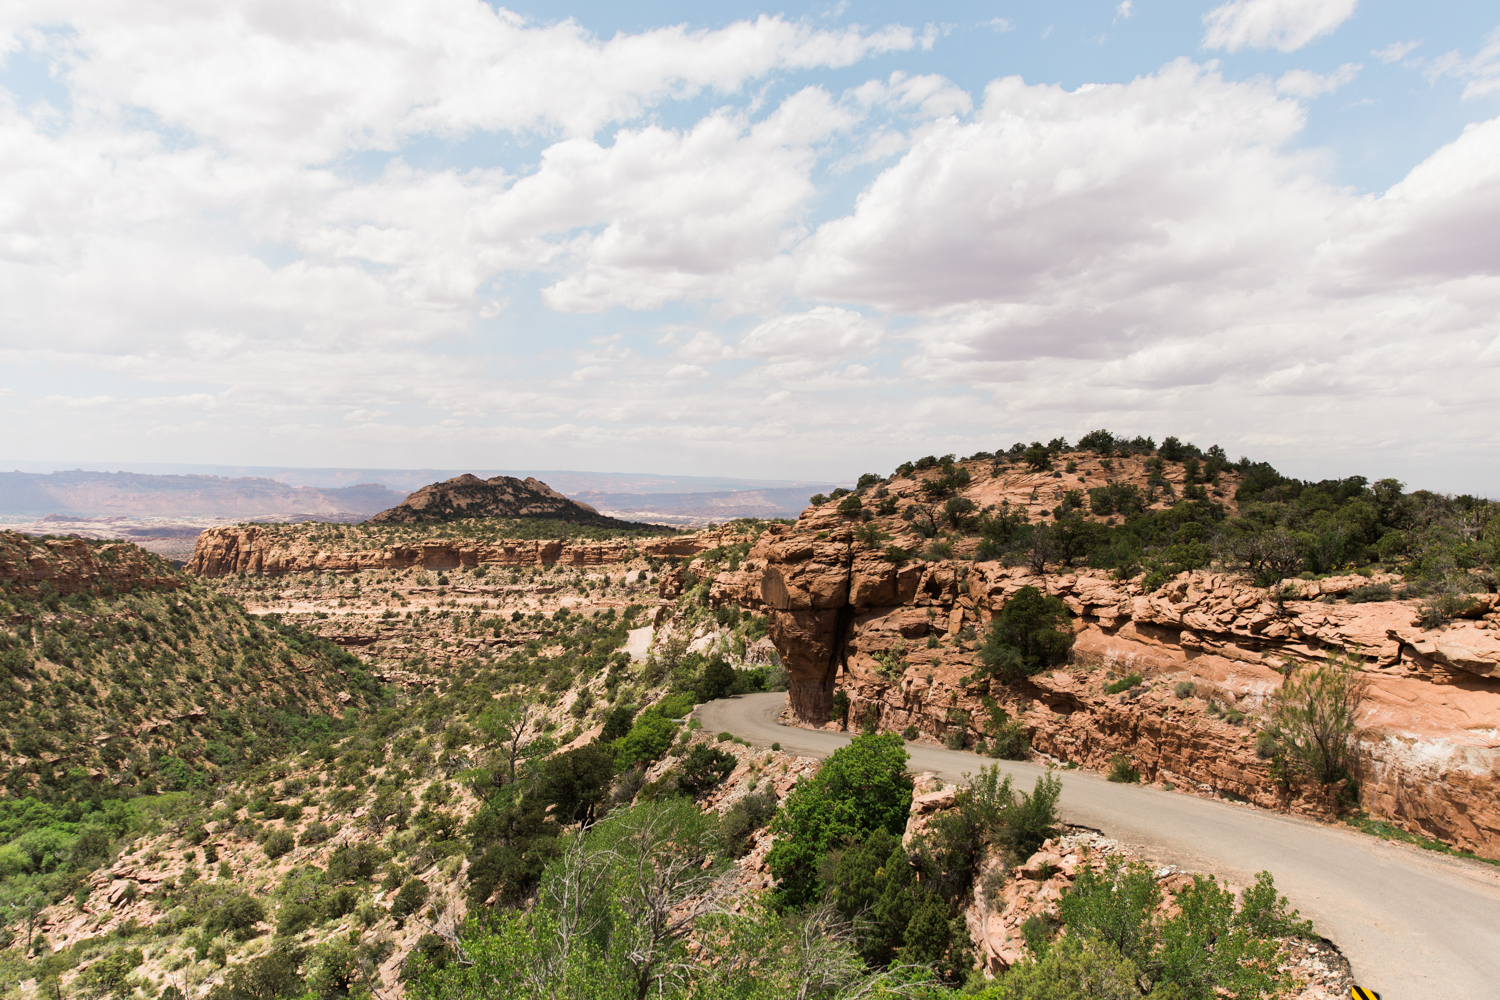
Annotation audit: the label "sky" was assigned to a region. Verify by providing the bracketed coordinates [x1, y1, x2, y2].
[1, 0, 1498, 493]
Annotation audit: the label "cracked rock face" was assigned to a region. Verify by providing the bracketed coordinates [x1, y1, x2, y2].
[710, 501, 1500, 857]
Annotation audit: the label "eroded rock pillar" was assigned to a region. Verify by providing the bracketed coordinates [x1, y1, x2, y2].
[770, 607, 846, 725]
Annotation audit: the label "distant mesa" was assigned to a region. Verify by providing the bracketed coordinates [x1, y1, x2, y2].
[368, 474, 655, 529]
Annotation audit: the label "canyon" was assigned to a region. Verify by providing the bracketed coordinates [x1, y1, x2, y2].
[180, 456, 1500, 859]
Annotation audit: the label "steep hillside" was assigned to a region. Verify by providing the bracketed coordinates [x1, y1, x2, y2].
[0, 550, 796, 1000]
[368, 474, 648, 528]
[701, 436, 1500, 858]
[0, 534, 385, 801]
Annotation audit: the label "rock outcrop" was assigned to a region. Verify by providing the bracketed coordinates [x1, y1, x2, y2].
[188, 523, 737, 577]
[0, 530, 182, 596]
[711, 491, 1500, 857]
[369, 474, 643, 527]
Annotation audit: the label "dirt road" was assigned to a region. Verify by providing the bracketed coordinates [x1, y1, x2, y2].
[696, 692, 1500, 1000]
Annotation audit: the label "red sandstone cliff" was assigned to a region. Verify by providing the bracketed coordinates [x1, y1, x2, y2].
[708, 479, 1500, 858]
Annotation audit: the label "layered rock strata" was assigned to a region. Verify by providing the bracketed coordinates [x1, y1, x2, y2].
[188, 524, 735, 577]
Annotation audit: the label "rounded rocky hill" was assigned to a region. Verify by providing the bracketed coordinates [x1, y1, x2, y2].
[369, 473, 647, 528]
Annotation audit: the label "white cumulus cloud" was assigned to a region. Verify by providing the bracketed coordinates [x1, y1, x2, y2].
[738, 306, 884, 361]
[1202, 0, 1358, 53]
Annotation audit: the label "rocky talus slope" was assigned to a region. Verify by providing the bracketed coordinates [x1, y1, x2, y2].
[709, 484, 1500, 858]
[369, 473, 642, 527]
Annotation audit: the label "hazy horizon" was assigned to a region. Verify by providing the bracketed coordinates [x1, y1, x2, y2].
[2, 0, 1498, 495]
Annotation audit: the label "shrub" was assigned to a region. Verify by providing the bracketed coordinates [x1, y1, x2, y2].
[1268, 655, 1368, 786]
[202, 892, 267, 941]
[1107, 756, 1140, 783]
[697, 656, 736, 701]
[537, 744, 616, 825]
[1104, 673, 1143, 695]
[298, 822, 332, 847]
[979, 586, 1074, 681]
[599, 704, 636, 742]
[390, 878, 429, 920]
[944, 496, 978, 528]
[276, 901, 319, 938]
[1052, 855, 1309, 1000]
[766, 732, 912, 908]
[1345, 582, 1394, 604]
[968, 766, 1062, 862]
[677, 744, 736, 797]
[614, 715, 678, 769]
[982, 935, 1138, 1000]
[831, 689, 851, 728]
[1058, 856, 1162, 969]
[263, 829, 295, 860]
[988, 717, 1031, 760]
[1173, 680, 1196, 699]
[325, 843, 387, 884]
[1416, 591, 1482, 629]
[1077, 429, 1116, 453]
[720, 790, 778, 857]
[76, 947, 144, 999]
[836, 494, 863, 516]
[321, 886, 359, 921]
[205, 945, 303, 1000]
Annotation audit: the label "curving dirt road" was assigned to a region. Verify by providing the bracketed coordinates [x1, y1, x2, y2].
[697, 692, 1500, 1000]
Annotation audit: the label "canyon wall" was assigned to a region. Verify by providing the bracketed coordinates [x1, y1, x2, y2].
[712, 507, 1500, 857]
[0, 529, 183, 597]
[187, 523, 739, 577]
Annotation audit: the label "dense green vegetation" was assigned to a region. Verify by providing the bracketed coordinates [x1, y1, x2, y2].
[766, 733, 914, 909]
[888, 430, 1498, 598]
[410, 732, 1313, 999]
[0, 574, 778, 999]
[0, 581, 383, 804]
[977, 586, 1075, 681]
[988, 858, 1313, 1000]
